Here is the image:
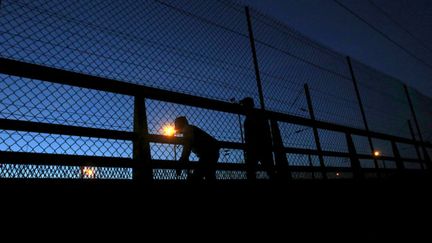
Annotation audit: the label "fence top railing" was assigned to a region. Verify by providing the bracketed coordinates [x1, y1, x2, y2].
[1, 57, 430, 150]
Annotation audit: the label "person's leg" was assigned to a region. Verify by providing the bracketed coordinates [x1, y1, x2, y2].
[187, 162, 204, 182]
[260, 150, 276, 180]
[245, 153, 257, 182]
[194, 164, 205, 182]
[201, 152, 218, 182]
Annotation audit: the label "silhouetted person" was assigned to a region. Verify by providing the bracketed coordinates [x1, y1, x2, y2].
[240, 97, 275, 181]
[174, 116, 219, 182]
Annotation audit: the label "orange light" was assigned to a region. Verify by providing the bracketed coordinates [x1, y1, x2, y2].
[82, 167, 95, 178]
[336, 172, 341, 177]
[162, 124, 176, 136]
[373, 151, 381, 157]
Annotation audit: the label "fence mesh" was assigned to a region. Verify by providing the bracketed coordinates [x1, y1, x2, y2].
[0, 164, 132, 179]
[352, 60, 412, 139]
[0, 0, 430, 180]
[250, 9, 364, 130]
[0, 0, 258, 102]
[0, 74, 133, 131]
[408, 87, 432, 143]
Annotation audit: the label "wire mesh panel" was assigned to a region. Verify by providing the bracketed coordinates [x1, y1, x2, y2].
[352, 135, 372, 155]
[408, 88, 432, 165]
[250, 9, 364, 129]
[153, 168, 248, 180]
[340, 0, 432, 71]
[291, 172, 318, 180]
[381, 160, 397, 169]
[323, 156, 351, 168]
[287, 154, 320, 167]
[371, 138, 393, 159]
[216, 170, 247, 180]
[153, 169, 187, 180]
[0, 164, 132, 179]
[153, 168, 249, 180]
[278, 122, 316, 150]
[407, 87, 432, 143]
[0, 73, 133, 179]
[351, 60, 412, 138]
[403, 162, 422, 170]
[0, 130, 132, 157]
[0, 74, 133, 131]
[369, 137, 395, 169]
[288, 154, 324, 179]
[279, 122, 324, 179]
[359, 159, 375, 169]
[318, 129, 348, 153]
[0, 0, 258, 102]
[396, 143, 419, 160]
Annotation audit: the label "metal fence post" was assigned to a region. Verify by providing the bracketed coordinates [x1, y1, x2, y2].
[346, 56, 380, 178]
[245, 6, 291, 180]
[245, 6, 265, 110]
[346, 133, 363, 180]
[307, 154, 315, 179]
[133, 95, 152, 183]
[404, 85, 431, 172]
[304, 84, 327, 179]
[391, 140, 404, 174]
[271, 120, 292, 180]
[408, 120, 424, 169]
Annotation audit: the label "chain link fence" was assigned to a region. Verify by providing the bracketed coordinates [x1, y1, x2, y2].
[0, 0, 431, 180]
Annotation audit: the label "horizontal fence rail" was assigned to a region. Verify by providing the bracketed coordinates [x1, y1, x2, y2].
[0, 58, 430, 181]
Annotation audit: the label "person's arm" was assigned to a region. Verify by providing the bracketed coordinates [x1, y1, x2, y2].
[243, 118, 251, 153]
[180, 127, 192, 162]
[177, 127, 192, 176]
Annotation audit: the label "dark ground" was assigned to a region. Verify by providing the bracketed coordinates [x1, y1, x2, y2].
[1, 177, 430, 241]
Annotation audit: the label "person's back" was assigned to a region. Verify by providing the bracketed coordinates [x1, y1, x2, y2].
[183, 124, 219, 158]
[175, 116, 219, 182]
[240, 97, 275, 181]
[244, 110, 272, 154]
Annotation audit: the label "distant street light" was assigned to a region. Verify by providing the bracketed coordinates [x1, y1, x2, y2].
[373, 150, 381, 157]
[162, 124, 177, 160]
[373, 150, 386, 169]
[82, 166, 95, 179]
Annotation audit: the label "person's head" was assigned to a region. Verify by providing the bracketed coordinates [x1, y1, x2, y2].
[239, 97, 255, 112]
[174, 116, 188, 133]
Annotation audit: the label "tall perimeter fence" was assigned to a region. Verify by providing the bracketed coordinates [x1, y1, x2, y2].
[0, 0, 431, 182]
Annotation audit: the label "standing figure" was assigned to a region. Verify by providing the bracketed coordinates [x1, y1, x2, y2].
[174, 116, 219, 182]
[240, 97, 275, 181]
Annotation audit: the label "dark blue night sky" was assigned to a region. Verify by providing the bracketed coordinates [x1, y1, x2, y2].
[243, 0, 432, 97]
